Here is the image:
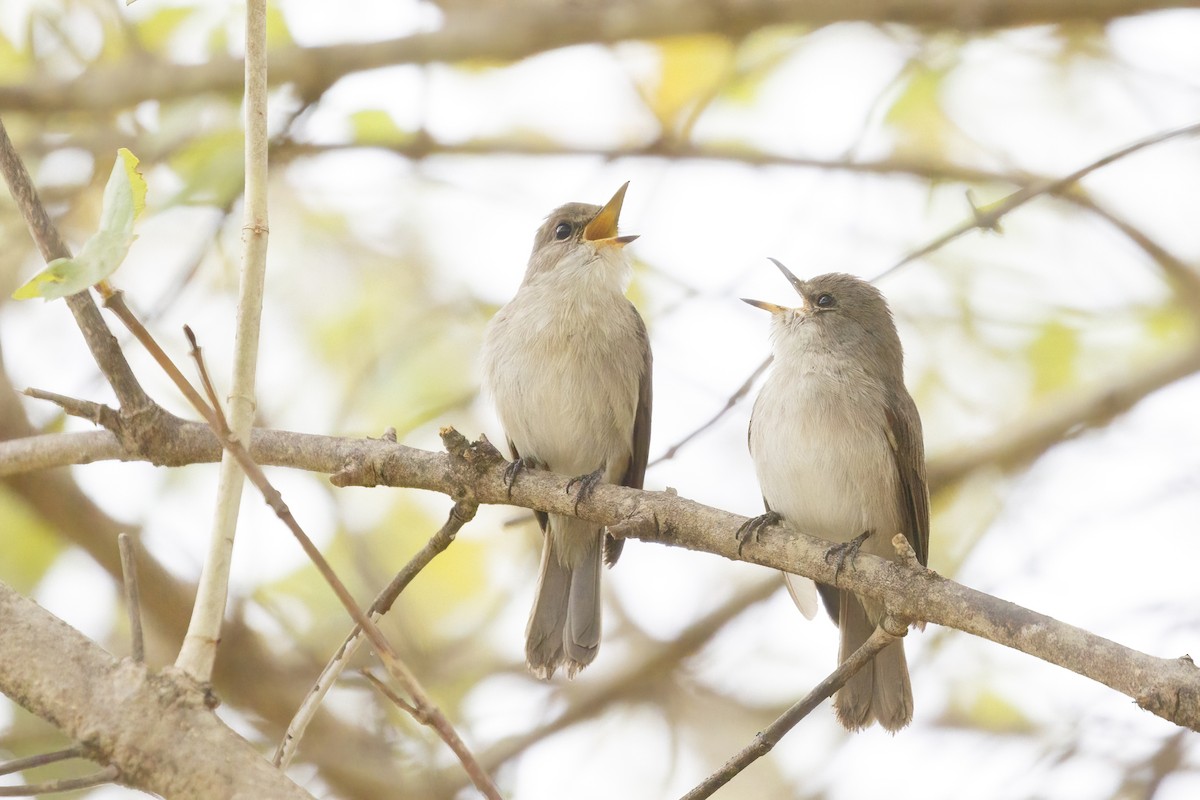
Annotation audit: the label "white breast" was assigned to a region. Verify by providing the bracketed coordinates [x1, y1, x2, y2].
[749, 353, 900, 549]
[481, 280, 643, 479]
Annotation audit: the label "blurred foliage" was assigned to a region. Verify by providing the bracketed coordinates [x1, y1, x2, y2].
[0, 488, 64, 594]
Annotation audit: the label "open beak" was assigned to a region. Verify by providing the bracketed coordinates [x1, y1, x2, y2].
[584, 182, 639, 246]
[768, 257, 806, 294]
[741, 298, 790, 314]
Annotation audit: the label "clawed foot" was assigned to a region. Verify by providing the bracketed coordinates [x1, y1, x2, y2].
[824, 530, 872, 581]
[503, 457, 534, 497]
[566, 466, 605, 512]
[736, 510, 781, 556]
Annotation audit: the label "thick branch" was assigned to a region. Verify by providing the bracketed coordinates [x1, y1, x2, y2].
[2, 0, 1196, 113]
[0, 581, 313, 799]
[11, 422, 1191, 728]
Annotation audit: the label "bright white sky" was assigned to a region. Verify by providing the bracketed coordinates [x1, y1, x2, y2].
[3, 2, 1200, 799]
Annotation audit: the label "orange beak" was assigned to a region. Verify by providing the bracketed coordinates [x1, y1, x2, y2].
[584, 182, 639, 246]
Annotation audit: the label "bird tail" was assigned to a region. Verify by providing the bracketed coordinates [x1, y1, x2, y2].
[525, 514, 604, 680]
[834, 590, 913, 732]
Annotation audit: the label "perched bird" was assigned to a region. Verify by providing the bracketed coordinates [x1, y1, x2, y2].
[480, 183, 652, 679]
[742, 260, 929, 731]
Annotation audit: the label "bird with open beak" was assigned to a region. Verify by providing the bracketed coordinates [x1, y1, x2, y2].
[481, 183, 653, 679]
[741, 260, 929, 731]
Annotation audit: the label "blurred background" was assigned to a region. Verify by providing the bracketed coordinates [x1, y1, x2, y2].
[1, 0, 1199, 798]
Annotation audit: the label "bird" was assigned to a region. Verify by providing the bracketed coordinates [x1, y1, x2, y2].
[480, 183, 652, 680]
[741, 259, 929, 731]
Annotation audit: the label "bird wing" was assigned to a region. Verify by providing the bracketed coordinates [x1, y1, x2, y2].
[885, 393, 930, 566]
[507, 437, 549, 534]
[609, 303, 653, 566]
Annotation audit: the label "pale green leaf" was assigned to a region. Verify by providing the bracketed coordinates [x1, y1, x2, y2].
[12, 149, 146, 301]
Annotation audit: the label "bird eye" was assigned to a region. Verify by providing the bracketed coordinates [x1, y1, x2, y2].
[816, 293, 836, 308]
[553, 222, 573, 240]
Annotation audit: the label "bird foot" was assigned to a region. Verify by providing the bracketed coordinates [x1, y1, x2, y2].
[566, 466, 605, 512]
[735, 510, 781, 556]
[503, 457, 535, 497]
[824, 530, 872, 582]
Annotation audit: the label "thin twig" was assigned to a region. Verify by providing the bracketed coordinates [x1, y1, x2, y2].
[362, 670, 423, 719]
[117, 533, 144, 663]
[185, 325, 231, 433]
[273, 501, 475, 768]
[0, 747, 84, 777]
[437, 575, 783, 792]
[174, 0, 271, 686]
[648, 356, 771, 467]
[876, 120, 1200, 280]
[21, 389, 118, 429]
[0, 766, 119, 797]
[680, 626, 897, 800]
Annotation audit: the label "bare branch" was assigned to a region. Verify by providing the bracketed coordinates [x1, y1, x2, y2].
[3, 0, 1197, 114]
[649, 356, 770, 467]
[876, 120, 1200, 280]
[0, 581, 314, 799]
[274, 500, 475, 768]
[681, 626, 897, 800]
[29, 418, 1181, 729]
[117, 533, 145, 663]
[0, 747, 84, 776]
[175, 0, 272, 685]
[0, 766, 120, 797]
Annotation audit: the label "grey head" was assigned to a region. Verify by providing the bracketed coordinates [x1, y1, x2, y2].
[523, 182, 639, 283]
[742, 258, 904, 381]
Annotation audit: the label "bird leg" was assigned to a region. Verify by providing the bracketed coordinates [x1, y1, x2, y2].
[824, 530, 873, 582]
[566, 466, 606, 513]
[735, 510, 781, 556]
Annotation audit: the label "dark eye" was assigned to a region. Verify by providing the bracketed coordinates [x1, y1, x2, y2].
[816, 293, 836, 308]
[554, 222, 573, 240]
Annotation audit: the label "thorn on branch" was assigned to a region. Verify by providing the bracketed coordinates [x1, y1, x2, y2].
[966, 189, 1004, 234]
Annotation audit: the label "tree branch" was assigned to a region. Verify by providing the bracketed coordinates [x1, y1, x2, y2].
[175, 0, 272, 687]
[0, 581, 314, 800]
[681, 626, 897, 800]
[10, 420, 1193, 729]
[2, 0, 1196, 114]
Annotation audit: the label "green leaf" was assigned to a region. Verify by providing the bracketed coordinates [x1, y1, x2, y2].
[12, 148, 146, 301]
